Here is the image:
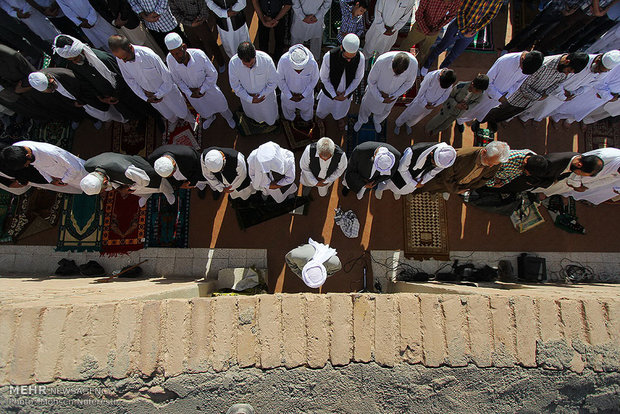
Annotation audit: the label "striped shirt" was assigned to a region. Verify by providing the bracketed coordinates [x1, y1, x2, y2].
[486, 150, 534, 187]
[507, 55, 568, 108]
[128, 0, 178, 32]
[415, 0, 463, 35]
[338, 0, 365, 42]
[456, 0, 503, 34]
[169, 0, 210, 25]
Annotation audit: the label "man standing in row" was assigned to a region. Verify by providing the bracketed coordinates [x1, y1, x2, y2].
[362, 0, 414, 58]
[201, 147, 256, 200]
[290, 0, 331, 60]
[343, 141, 401, 200]
[299, 137, 347, 197]
[277, 44, 319, 123]
[206, 0, 250, 58]
[149, 144, 207, 190]
[253, 0, 291, 62]
[247, 141, 297, 203]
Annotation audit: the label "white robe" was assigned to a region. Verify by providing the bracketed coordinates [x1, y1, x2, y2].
[206, 0, 250, 58]
[14, 140, 86, 193]
[201, 151, 255, 200]
[362, 0, 414, 57]
[247, 141, 297, 203]
[56, 0, 117, 50]
[0, 0, 59, 41]
[277, 45, 320, 121]
[290, 0, 331, 58]
[117, 45, 192, 123]
[0, 170, 30, 195]
[583, 98, 620, 124]
[395, 69, 451, 127]
[316, 50, 365, 120]
[166, 48, 232, 122]
[358, 51, 417, 125]
[586, 23, 620, 53]
[458, 52, 527, 124]
[299, 143, 347, 196]
[229, 50, 279, 125]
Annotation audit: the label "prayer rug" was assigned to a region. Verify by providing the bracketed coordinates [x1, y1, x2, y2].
[231, 193, 312, 230]
[465, 24, 494, 52]
[282, 116, 325, 150]
[2, 191, 31, 242]
[162, 119, 201, 149]
[101, 192, 146, 255]
[345, 114, 387, 157]
[584, 118, 620, 151]
[29, 121, 74, 150]
[15, 190, 63, 240]
[235, 110, 280, 137]
[145, 189, 191, 248]
[0, 117, 33, 143]
[403, 192, 449, 260]
[0, 190, 13, 242]
[112, 117, 157, 156]
[394, 83, 418, 107]
[56, 193, 103, 252]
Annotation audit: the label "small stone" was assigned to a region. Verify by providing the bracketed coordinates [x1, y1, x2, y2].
[148, 386, 166, 395]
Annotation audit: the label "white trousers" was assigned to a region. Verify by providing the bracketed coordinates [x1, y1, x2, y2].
[357, 91, 395, 125]
[152, 86, 193, 123]
[316, 91, 352, 120]
[218, 25, 250, 58]
[240, 92, 278, 125]
[281, 94, 314, 121]
[362, 23, 399, 57]
[185, 86, 233, 122]
[395, 100, 432, 127]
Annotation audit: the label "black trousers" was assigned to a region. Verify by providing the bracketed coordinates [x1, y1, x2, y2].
[257, 19, 287, 62]
[149, 25, 188, 55]
[537, 8, 596, 53]
[482, 102, 527, 127]
[503, 6, 561, 52]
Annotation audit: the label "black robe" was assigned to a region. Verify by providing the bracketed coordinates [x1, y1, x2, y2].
[84, 152, 162, 189]
[41, 67, 109, 112]
[147, 144, 203, 187]
[344, 142, 401, 193]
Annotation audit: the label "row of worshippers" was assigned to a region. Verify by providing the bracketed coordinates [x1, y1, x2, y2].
[2, 135, 619, 207]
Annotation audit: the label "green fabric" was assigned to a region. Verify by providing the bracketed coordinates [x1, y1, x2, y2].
[56, 193, 103, 252]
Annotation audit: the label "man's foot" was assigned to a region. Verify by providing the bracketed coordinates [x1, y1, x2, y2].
[456, 123, 464, 133]
[353, 120, 362, 132]
[226, 116, 236, 129]
[406, 125, 412, 135]
[373, 118, 382, 133]
[420, 67, 428, 77]
[202, 115, 216, 130]
[394, 125, 401, 135]
[341, 186, 350, 197]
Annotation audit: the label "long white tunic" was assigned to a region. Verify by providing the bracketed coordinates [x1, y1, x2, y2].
[117, 45, 191, 122]
[363, 0, 414, 56]
[316, 50, 365, 120]
[166, 48, 230, 120]
[586, 23, 620, 53]
[15, 140, 86, 193]
[395, 69, 452, 127]
[206, 0, 250, 58]
[56, 0, 117, 50]
[0, 0, 59, 41]
[290, 0, 332, 42]
[299, 144, 348, 189]
[458, 52, 527, 124]
[583, 98, 620, 124]
[358, 51, 417, 124]
[277, 45, 320, 121]
[0, 169, 30, 195]
[229, 50, 279, 125]
[201, 152, 255, 200]
[247, 141, 297, 203]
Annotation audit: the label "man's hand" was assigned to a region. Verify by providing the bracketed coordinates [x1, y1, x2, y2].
[269, 182, 282, 189]
[303, 14, 317, 23]
[383, 25, 395, 36]
[498, 95, 508, 103]
[223, 186, 234, 193]
[415, 183, 424, 188]
[113, 13, 128, 27]
[74, 101, 85, 107]
[99, 96, 119, 105]
[538, 94, 548, 101]
[180, 182, 194, 189]
[190, 88, 205, 98]
[43, 6, 59, 17]
[14, 81, 30, 94]
[316, 180, 327, 187]
[456, 102, 468, 110]
[569, 184, 588, 192]
[610, 94, 619, 102]
[79, 17, 94, 28]
[425, 103, 436, 109]
[252, 95, 266, 103]
[227, 9, 238, 17]
[9, 180, 24, 188]
[334, 92, 346, 101]
[118, 186, 135, 196]
[290, 93, 303, 102]
[457, 189, 468, 194]
[147, 96, 162, 103]
[16, 10, 31, 19]
[383, 96, 395, 104]
[462, 30, 477, 37]
[51, 177, 67, 186]
[192, 17, 205, 27]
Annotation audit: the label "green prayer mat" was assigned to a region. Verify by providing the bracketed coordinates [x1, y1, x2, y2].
[144, 189, 191, 248]
[56, 193, 103, 252]
[234, 110, 280, 137]
[29, 121, 74, 150]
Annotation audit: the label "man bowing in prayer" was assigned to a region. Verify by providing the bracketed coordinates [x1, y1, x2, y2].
[375, 142, 457, 200]
[299, 137, 347, 197]
[164, 33, 235, 131]
[81, 152, 174, 207]
[1, 141, 87, 194]
[316, 33, 365, 131]
[148, 144, 207, 191]
[109, 35, 197, 130]
[229, 41, 279, 126]
[277, 44, 319, 123]
[285, 238, 341, 289]
[201, 147, 256, 200]
[342, 141, 401, 200]
[354, 51, 417, 133]
[247, 141, 297, 203]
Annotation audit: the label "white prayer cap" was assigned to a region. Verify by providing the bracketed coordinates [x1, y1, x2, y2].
[164, 32, 183, 50]
[289, 45, 309, 70]
[602, 50, 620, 70]
[203, 150, 224, 172]
[80, 173, 104, 195]
[374, 147, 395, 173]
[257, 142, 284, 173]
[28, 72, 49, 91]
[301, 261, 327, 288]
[53, 34, 84, 58]
[342, 34, 360, 53]
[154, 156, 175, 177]
[434, 146, 457, 169]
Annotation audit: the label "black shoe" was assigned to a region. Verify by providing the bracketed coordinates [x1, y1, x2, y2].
[341, 186, 350, 197]
[212, 190, 221, 201]
[118, 265, 143, 278]
[488, 121, 498, 132]
[55, 258, 80, 276]
[78, 260, 106, 277]
[457, 123, 465, 133]
[471, 120, 480, 132]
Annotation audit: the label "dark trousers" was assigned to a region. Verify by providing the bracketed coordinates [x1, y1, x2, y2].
[149, 25, 188, 54]
[183, 22, 226, 67]
[257, 19, 287, 62]
[537, 8, 595, 53]
[503, 6, 561, 52]
[482, 102, 527, 129]
[423, 19, 476, 69]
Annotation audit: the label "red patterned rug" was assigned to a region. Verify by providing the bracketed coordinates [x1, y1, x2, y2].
[101, 192, 147, 255]
[112, 117, 157, 156]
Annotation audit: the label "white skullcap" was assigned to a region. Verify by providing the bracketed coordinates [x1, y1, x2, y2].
[434, 146, 457, 169]
[602, 50, 620, 70]
[28, 72, 49, 91]
[53, 34, 84, 58]
[342, 34, 360, 53]
[374, 147, 395, 173]
[301, 261, 327, 288]
[203, 150, 224, 172]
[289, 45, 309, 70]
[164, 32, 183, 50]
[80, 173, 104, 195]
[154, 156, 175, 177]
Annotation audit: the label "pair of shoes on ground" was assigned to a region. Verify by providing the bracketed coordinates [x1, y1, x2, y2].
[55, 259, 106, 277]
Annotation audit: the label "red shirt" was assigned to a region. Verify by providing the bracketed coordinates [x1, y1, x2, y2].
[415, 0, 463, 35]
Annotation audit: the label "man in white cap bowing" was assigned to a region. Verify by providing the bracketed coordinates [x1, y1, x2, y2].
[108, 34, 197, 130]
[164, 32, 236, 131]
[342, 141, 401, 200]
[81, 152, 174, 207]
[285, 238, 341, 289]
[247, 141, 297, 203]
[375, 142, 456, 200]
[147, 144, 207, 190]
[354, 51, 417, 133]
[299, 137, 347, 197]
[277, 44, 319, 123]
[316, 33, 365, 131]
[201, 147, 256, 200]
[229, 41, 279, 126]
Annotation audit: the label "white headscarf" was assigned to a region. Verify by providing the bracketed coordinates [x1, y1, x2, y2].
[80, 172, 104, 195]
[289, 44, 309, 70]
[252, 142, 287, 190]
[301, 238, 337, 288]
[28, 72, 49, 91]
[53, 35, 117, 88]
[413, 142, 456, 184]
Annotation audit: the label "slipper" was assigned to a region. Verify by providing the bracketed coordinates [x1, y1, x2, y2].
[55, 259, 80, 276]
[78, 260, 106, 277]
